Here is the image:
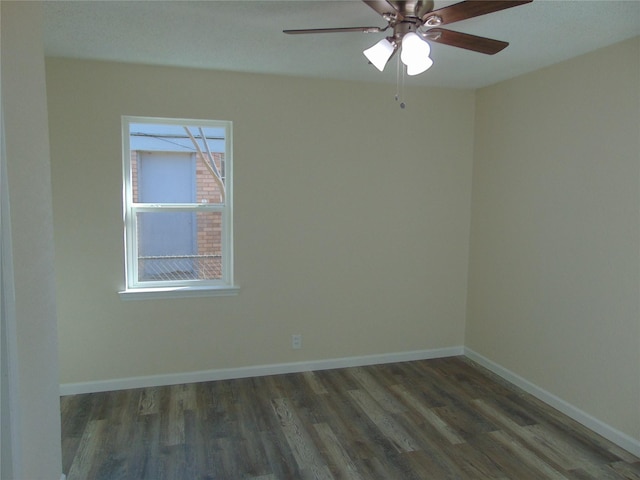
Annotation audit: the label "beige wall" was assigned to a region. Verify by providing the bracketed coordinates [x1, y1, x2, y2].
[1, 2, 63, 478]
[46, 59, 474, 385]
[46, 34, 639, 450]
[466, 37, 640, 441]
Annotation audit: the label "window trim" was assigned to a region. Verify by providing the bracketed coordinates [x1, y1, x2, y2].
[119, 115, 238, 299]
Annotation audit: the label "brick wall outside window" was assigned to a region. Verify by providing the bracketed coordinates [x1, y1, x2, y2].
[195, 152, 224, 278]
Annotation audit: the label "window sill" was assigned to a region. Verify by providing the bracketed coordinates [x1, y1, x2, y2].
[118, 285, 240, 301]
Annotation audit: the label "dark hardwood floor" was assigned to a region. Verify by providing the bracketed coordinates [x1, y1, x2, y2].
[60, 356, 640, 479]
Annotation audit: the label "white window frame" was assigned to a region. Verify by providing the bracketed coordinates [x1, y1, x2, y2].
[119, 116, 238, 300]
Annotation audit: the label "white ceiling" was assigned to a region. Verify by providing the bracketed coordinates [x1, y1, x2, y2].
[42, 0, 640, 89]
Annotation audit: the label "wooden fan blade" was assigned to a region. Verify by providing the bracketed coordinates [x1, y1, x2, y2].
[426, 28, 508, 55]
[362, 0, 403, 20]
[424, 0, 532, 26]
[283, 26, 384, 34]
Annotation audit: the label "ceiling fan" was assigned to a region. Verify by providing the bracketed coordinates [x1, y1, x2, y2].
[284, 0, 533, 76]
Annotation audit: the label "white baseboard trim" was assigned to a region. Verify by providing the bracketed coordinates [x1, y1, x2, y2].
[464, 347, 640, 458]
[59, 346, 464, 396]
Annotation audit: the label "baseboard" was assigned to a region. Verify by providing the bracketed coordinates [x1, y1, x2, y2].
[464, 347, 640, 458]
[59, 346, 464, 396]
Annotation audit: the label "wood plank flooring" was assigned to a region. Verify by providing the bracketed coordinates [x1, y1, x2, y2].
[60, 356, 640, 479]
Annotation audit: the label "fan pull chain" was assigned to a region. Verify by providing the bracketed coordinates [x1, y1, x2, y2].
[395, 54, 406, 109]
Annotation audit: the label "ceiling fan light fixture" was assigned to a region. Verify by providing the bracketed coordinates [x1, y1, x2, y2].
[400, 32, 431, 66]
[406, 56, 433, 75]
[400, 31, 433, 76]
[363, 38, 395, 71]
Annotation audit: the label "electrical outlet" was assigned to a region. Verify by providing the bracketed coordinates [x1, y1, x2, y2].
[291, 334, 302, 349]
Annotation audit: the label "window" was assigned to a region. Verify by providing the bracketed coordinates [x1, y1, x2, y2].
[120, 116, 237, 299]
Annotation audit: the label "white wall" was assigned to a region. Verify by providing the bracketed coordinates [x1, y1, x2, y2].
[46, 59, 475, 386]
[1, 2, 63, 478]
[466, 37, 640, 443]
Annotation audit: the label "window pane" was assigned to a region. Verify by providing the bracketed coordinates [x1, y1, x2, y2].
[136, 211, 223, 282]
[130, 123, 226, 204]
